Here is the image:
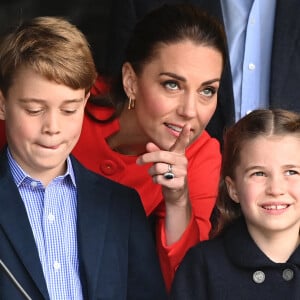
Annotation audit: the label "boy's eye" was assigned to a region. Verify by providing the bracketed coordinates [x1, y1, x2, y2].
[61, 105, 80, 114]
[62, 109, 77, 114]
[26, 108, 43, 115]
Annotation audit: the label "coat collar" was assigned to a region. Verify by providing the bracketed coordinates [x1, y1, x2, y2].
[224, 217, 300, 268]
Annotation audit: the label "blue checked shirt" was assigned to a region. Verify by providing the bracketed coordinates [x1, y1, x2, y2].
[7, 149, 83, 300]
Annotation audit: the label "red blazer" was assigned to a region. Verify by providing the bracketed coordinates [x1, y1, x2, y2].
[72, 103, 221, 289]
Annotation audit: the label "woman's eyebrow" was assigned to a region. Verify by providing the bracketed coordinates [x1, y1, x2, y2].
[159, 72, 220, 86]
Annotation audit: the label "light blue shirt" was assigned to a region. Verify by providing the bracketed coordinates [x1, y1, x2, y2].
[8, 149, 83, 300]
[221, 0, 276, 121]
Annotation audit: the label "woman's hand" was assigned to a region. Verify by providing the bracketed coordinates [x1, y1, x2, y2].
[136, 124, 192, 245]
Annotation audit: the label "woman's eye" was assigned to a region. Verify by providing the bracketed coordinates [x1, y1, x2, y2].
[200, 87, 216, 97]
[164, 81, 179, 90]
[252, 171, 265, 177]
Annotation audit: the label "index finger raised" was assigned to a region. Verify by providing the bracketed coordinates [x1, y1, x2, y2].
[169, 123, 191, 153]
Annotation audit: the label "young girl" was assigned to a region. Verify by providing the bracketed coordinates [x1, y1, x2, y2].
[171, 109, 300, 299]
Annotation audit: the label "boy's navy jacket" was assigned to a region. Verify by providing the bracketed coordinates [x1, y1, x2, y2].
[0, 148, 167, 299]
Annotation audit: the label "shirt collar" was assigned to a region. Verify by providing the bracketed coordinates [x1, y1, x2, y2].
[7, 148, 76, 187]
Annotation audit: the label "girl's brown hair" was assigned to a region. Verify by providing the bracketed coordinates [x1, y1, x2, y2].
[210, 109, 300, 237]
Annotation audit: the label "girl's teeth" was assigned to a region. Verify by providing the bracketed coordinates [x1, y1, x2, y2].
[263, 204, 288, 210]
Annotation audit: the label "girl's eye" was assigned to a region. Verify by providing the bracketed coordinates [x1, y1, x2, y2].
[200, 87, 217, 98]
[286, 170, 299, 176]
[164, 81, 179, 90]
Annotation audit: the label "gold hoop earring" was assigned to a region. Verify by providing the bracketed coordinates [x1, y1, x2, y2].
[128, 97, 136, 110]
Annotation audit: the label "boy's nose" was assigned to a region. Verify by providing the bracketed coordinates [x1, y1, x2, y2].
[42, 112, 61, 135]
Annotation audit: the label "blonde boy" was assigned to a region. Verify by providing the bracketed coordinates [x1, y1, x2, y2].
[0, 17, 166, 299]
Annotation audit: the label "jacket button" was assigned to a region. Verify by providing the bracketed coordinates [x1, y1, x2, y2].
[100, 160, 117, 175]
[282, 268, 294, 281]
[253, 270, 265, 283]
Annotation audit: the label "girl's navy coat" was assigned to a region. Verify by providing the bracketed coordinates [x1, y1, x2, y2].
[171, 217, 300, 300]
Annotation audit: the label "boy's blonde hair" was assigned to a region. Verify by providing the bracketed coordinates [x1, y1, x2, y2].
[0, 16, 97, 97]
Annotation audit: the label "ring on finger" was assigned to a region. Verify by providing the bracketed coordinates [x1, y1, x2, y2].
[163, 164, 175, 180]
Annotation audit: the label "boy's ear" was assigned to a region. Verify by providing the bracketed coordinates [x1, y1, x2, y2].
[84, 92, 90, 106]
[225, 176, 240, 203]
[0, 90, 6, 120]
[122, 62, 137, 99]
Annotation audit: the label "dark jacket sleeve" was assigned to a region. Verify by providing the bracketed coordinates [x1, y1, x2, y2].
[170, 245, 209, 300]
[126, 188, 167, 299]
